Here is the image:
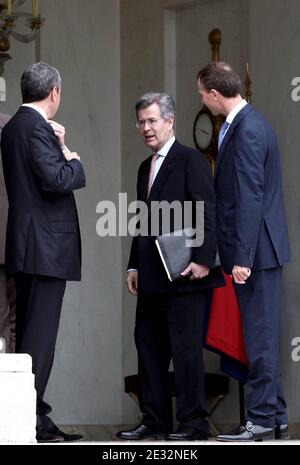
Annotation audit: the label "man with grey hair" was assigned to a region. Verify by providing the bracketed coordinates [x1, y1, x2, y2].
[1, 62, 86, 442]
[117, 93, 224, 441]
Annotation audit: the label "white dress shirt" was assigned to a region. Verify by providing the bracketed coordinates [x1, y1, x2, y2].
[223, 99, 248, 137]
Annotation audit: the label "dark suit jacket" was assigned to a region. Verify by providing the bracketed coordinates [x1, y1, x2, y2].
[215, 103, 291, 275]
[128, 139, 224, 294]
[1, 106, 86, 281]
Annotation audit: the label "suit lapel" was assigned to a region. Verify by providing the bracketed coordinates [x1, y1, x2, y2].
[215, 104, 253, 178]
[140, 157, 151, 201]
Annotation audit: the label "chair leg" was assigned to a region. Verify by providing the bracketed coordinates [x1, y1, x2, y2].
[128, 393, 143, 423]
[206, 395, 225, 436]
[207, 417, 220, 436]
[128, 392, 139, 407]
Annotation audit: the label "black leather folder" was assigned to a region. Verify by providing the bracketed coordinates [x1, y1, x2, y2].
[155, 228, 220, 282]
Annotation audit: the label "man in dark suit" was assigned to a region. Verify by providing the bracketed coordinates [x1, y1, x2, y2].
[197, 62, 291, 441]
[117, 92, 224, 441]
[1, 62, 86, 442]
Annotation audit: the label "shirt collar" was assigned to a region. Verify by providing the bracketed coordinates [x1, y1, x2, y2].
[22, 104, 48, 122]
[226, 99, 248, 124]
[157, 135, 176, 157]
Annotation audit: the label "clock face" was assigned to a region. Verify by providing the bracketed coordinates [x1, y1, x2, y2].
[194, 111, 214, 151]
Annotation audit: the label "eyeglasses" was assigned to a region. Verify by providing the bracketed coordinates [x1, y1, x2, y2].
[135, 118, 163, 129]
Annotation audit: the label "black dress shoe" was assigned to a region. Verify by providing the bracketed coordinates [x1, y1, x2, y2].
[216, 421, 274, 442]
[275, 424, 289, 440]
[168, 426, 208, 441]
[116, 423, 168, 440]
[36, 430, 64, 443]
[38, 416, 83, 442]
[47, 424, 83, 442]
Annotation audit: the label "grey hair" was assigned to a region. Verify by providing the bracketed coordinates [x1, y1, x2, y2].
[135, 92, 176, 120]
[21, 62, 61, 103]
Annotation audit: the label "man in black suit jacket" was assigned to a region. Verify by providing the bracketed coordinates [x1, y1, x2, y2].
[1, 62, 86, 442]
[117, 93, 224, 441]
[197, 62, 291, 441]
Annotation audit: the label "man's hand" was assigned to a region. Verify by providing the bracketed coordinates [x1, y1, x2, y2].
[63, 151, 81, 162]
[181, 262, 210, 280]
[232, 265, 251, 284]
[127, 271, 138, 296]
[48, 120, 65, 147]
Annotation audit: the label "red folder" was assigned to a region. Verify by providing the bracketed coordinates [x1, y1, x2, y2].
[207, 270, 248, 364]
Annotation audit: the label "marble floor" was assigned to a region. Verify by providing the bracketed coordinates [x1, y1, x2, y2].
[59, 425, 300, 443]
[59, 425, 129, 442]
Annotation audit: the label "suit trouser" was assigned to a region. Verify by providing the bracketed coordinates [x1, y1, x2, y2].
[14, 274, 66, 422]
[233, 267, 288, 428]
[135, 291, 208, 433]
[0, 265, 16, 352]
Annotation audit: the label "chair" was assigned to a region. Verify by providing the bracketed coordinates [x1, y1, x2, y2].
[124, 371, 229, 436]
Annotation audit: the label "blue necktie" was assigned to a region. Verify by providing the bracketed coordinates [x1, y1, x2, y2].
[218, 120, 230, 150]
